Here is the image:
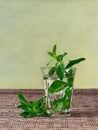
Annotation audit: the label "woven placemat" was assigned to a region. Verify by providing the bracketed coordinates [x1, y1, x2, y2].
[0, 89, 98, 130]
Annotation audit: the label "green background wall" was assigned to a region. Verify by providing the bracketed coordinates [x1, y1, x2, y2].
[0, 0, 98, 89]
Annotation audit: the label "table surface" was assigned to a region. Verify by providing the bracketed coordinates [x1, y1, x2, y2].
[0, 89, 98, 130]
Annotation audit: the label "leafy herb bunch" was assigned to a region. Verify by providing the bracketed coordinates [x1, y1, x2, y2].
[48, 45, 85, 80]
[17, 44, 86, 117]
[46, 45, 85, 112]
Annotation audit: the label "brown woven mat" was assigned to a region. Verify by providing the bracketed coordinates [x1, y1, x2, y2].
[0, 89, 98, 130]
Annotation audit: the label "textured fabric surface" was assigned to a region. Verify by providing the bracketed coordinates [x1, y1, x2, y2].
[0, 89, 98, 130]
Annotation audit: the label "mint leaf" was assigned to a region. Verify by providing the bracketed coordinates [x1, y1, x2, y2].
[53, 98, 65, 112]
[53, 88, 72, 112]
[47, 52, 54, 57]
[62, 52, 68, 57]
[66, 68, 73, 87]
[65, 88, 72, 103]
[56, 62, 65, 80]
[57, 52, 68, 62]
[48, 80, 68, 94]
[53, 44, 56, 55]
[65, 58, 86, 69]
[57, 55, 63, 62]
[18, 92, 29, 105]
[20, 112, 30, 118]
[17, 104, 31, 112]
[48, 67, 56, 77]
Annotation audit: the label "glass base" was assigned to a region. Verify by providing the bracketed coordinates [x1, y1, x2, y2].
[47, 110, 71, 117]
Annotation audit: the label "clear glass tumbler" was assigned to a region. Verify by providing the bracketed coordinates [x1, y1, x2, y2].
[41, 67, 76, 117]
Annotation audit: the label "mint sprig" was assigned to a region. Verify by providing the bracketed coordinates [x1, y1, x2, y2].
[47, 44, 68, 65]
[47, 45, 86, 79]
[17, 92, 51, 117]
[46, 45, 86, 112]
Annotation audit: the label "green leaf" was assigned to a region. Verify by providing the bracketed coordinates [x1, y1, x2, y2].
[48, 67, 56, 77]
[47, 52, 54, 57]
[29, 104, 44, 117]
[53, 44, 56, 55]
[57, 52, 68, 62]
[20, 112, 30, 118]
[29, 110, 38, 117]
[56, 62, 65, 80]
[65, 88, 72, 102]
[53, 99, 64, 112]
[43, 76, 48, 80]
[62, 52, 68, 57]
[66, 68, 73, 87]
[18, 92, 28, 105]
[57, 55, 63, 62]
[48, 80, 68, 94]
[17, 104, 31, 112]
[65, 58, 86, 69]
[53, 88, 72, 112]
[67, 78, 73, 88]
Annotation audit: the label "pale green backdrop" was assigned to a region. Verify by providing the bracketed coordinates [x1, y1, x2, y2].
[0, 0, 98, 89]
